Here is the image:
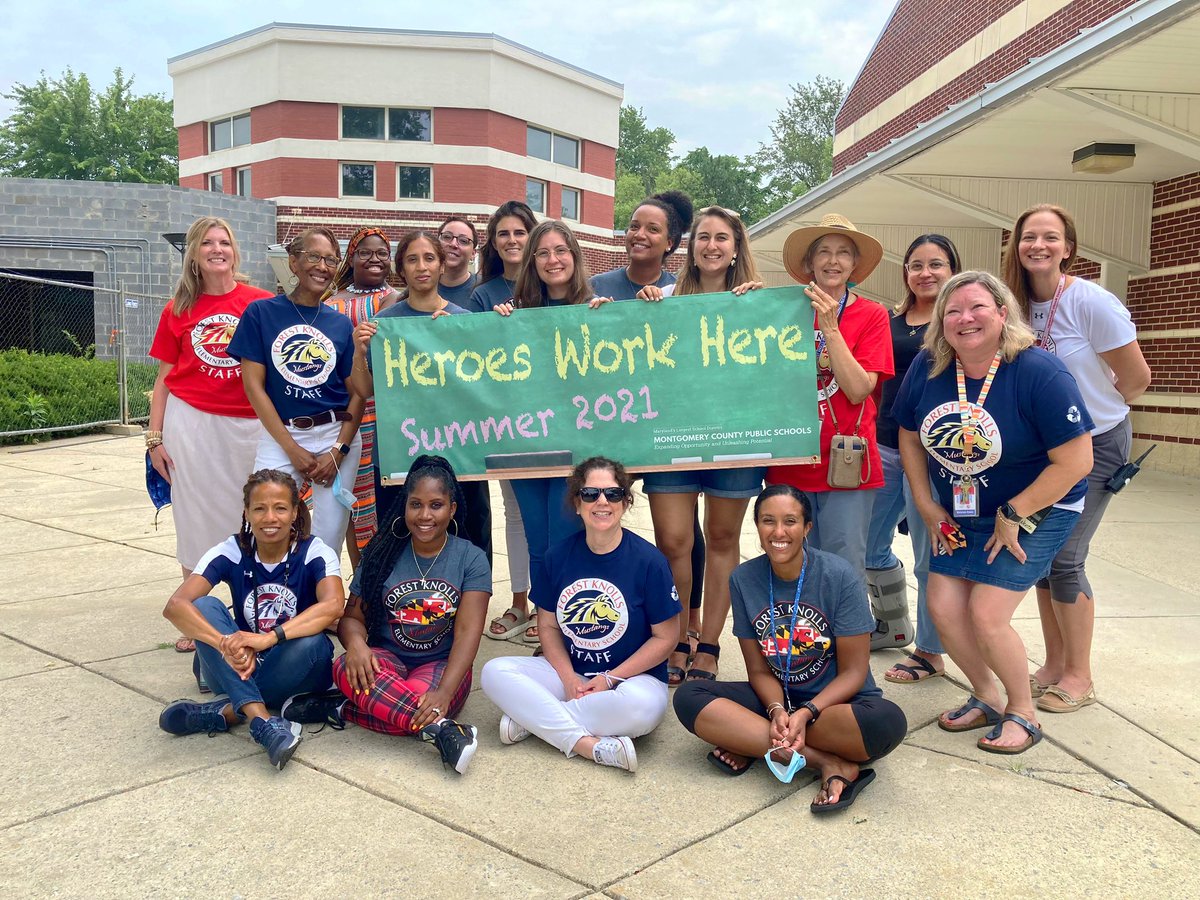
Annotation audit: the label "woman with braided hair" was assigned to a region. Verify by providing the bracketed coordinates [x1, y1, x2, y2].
[282, 455, 490, 774]
[323, 226, 402, 562]
[159, 469, 345, 771]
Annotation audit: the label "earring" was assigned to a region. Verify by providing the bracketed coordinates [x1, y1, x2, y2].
[449, 518, 459, 537]
[390, 518, 410, 540]
[189, 261, 199, 276]
[730, 254, 737, 267]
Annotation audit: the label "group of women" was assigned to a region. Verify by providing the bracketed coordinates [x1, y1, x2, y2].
[148, 192, 1146, 808]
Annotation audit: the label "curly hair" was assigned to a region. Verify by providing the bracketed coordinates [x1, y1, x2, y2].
[631, 190, 693, 259]
[236, 469, 311, 554]
[565, 456, 635, 509]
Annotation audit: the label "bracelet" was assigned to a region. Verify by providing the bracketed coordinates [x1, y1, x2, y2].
[145, 429, 163, 449]
[765, 702, 786, 718]
[146, 439, 163, 451]
[601, 671, 627, 689]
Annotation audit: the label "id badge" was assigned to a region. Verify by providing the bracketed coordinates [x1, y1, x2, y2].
[952, 476, 978, 517]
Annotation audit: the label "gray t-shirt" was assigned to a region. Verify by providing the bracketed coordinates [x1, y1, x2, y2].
[590, 266, 675, 301]
[465, 277, 516, 313]
[376, 299, 469, 319]
[730, 550, 881, 701]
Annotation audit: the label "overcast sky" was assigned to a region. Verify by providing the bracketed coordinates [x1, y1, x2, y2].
[0, 0, 896, 159]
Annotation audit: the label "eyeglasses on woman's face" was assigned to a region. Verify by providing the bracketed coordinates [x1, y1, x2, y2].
[904, 259, 950, 275]
[439, 232, 475, 248]
[577, 486, 626, 503]
[299, 251, 339, 268]
[534, 245, 572, 262]
[354, 248, 391, 261]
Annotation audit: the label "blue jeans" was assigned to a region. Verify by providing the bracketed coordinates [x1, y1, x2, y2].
[510, 477, 584, 604]
[865, 446, 942, 655]
[192, 595, 334, 715]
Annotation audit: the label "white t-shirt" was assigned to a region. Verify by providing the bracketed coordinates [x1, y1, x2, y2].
[1029, 278, 1136, 434]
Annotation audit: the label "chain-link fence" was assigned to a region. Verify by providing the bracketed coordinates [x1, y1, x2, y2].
[0, 270, 163, 441]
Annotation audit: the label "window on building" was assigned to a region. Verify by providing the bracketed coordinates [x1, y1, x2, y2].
[342, 106, 433, 141]
[527, 125, 579, 168]
[561, 187, 580, 221]
[208, 172, 224, 193]
[526, 178, 546, 214]
[236, 167, 252, 198]
[341, 163, 375, 198]
[397, 165, 432, 200]
[209, 113, 250, 152]
[389, 108, 432, 142]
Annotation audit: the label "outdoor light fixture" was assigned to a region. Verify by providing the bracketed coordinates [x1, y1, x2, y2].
[161, 232, 187, 255]
[1072, 142, 1136, 174]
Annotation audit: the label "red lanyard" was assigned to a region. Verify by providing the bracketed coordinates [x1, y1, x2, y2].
[1034, 275, 1067, 349]
[955, 350, 1001, 465]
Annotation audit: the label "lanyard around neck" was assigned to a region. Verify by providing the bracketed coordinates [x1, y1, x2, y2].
[955, 350, 1002, 463]
[767, 554, 808, 710]
[1034, 274, 1067, 348]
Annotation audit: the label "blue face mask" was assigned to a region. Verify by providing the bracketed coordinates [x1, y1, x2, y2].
[331, 470, 356, 510]
[145, 452, 172, 529]
[765, 748, 806, 783]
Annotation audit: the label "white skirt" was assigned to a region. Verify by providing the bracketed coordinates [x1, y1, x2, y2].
[163, 394, 263, 570]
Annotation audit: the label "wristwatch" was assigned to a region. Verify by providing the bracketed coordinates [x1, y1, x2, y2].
[998, 502, 1024, 526]
[334, 442, 351, 457]
[801, 700, 821, 723]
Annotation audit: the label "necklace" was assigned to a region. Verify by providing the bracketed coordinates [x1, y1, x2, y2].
[288, 293, 321, 328]
[347, 282, 390, 295]
[413, 538, 448, 588]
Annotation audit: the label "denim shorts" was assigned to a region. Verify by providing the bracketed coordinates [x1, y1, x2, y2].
[641, 466, 766, 499]
[929, 507, 1080, 592]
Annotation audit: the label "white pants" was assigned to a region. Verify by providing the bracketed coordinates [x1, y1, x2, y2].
[253, 421, 362, 557]
[500, 480, 530, 593]
[481, 655, 668, 757]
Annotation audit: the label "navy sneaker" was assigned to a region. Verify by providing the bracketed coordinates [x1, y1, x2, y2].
[281, 689, 347, 732]
[159, 698, 232, 736]
[250, 716, 303, 770]
[422, 719, 478, 775]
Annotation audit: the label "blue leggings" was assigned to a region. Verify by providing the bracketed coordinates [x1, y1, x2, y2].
[509, 477, 584, 604]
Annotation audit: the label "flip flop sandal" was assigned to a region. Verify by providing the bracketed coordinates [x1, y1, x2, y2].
[486, 607, 530, 641]
[707, 749, 756, 776]
[667, 642, 690, 687]
[1037, 683, 1097, 713]
[810, 768, 876, 814]
[884, 653, 943, 684]
[685, 641, 721, 682]
[1029, 674, 1054, 699]
[938, 696, 1003, 732]
[687, 629, 701, 664]
[174, 637, 196, 653]
[978, 712, 1043, 754]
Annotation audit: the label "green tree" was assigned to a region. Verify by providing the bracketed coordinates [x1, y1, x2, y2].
[670, 147, 764, 221]
[616, 105, 675, 197]
[752, 75, 845, 216]
[0, 68, 178, 183]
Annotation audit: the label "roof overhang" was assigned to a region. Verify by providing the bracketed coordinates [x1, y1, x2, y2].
[750, 0, 1200, 305]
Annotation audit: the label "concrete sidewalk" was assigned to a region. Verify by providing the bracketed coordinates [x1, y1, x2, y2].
[1, 434, 1197, 898]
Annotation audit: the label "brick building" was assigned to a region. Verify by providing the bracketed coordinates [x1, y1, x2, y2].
[750, 0, 1200, 476]
[168, 23, 630, 278]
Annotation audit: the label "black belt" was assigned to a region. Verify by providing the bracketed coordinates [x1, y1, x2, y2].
[286, 410, 352, 430]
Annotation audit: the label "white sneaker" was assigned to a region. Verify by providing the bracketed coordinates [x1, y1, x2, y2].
[591, 736, 637, 772]
[499, 714, 530, 745]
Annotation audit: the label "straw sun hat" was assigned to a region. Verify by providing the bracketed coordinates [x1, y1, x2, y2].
[782, 213, 883, 286]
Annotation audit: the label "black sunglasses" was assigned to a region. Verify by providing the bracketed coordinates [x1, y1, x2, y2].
[577, 486, 626, 503]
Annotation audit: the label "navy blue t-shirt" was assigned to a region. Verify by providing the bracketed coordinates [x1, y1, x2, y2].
[439, 274, 476, 309]
[195, 535, 340, 633]
[465, 277, 515, 313]
[590, 266, 675, 301]
[227, 294, 354, 421]
[375, 299, 470, 319]
[892, 347, 1093, 514]
[535, 529, 681, 683]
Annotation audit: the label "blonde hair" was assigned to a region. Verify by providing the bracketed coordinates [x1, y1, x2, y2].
[924, 271, 1035, 377]
[172, 217, 243, 315]
[674, 207, 761, 296]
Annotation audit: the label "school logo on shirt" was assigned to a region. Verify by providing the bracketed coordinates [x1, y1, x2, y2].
[557, 578, 629, 651]
[384, 578, 458, 652]
[1035, 330, 1058, 354]
[919, 401, 1004, 476]
[190, 314, 240, 368]
[753, 602, 832, 685]
[242, 583, 298, 632]
[271, 325, 337, 389]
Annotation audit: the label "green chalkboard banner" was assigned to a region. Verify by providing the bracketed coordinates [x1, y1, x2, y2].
[371, 285, 820, 481]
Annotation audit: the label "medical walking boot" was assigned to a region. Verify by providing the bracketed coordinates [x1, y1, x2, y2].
[867, 561, 914, 651]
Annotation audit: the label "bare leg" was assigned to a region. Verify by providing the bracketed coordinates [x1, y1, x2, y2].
[969, 583, 1040, 750]
[648, 492, 699, 675]
[345, 520, 361, 569]
[928, 573, 1003, 725]
[692, 495, 753, 677]
[1037, 587, 1094, 697]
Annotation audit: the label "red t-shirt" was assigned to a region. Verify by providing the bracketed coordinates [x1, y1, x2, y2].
[149, 283, 274, 418]
[768, 295, 894, 492]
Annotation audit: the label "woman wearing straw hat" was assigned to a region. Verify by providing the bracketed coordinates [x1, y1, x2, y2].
[767, 215, 894, 593]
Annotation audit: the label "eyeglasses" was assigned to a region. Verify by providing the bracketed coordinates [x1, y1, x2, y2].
[439, 233, 476, 248]
[354, 248, 391, 261]
[534, 246, 572, 262]
[299, 252, 340, 268]
[904, 260, 951, 275]
[577, 486, 626, 503]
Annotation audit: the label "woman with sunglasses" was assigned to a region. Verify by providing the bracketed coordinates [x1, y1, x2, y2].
[228, 227, 362, 556]
[482, 456, 680, 773]
[467, 200, 536, 313]
[323, 227, 402, 562]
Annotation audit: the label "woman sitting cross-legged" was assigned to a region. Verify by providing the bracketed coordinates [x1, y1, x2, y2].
[281, 455, 490, 774]
[481, 456, 681, 773]
[674, 485, 907, 813]
[159, 469, 345, 771]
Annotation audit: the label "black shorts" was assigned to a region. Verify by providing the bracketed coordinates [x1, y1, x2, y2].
[673, 679, 907, 762]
